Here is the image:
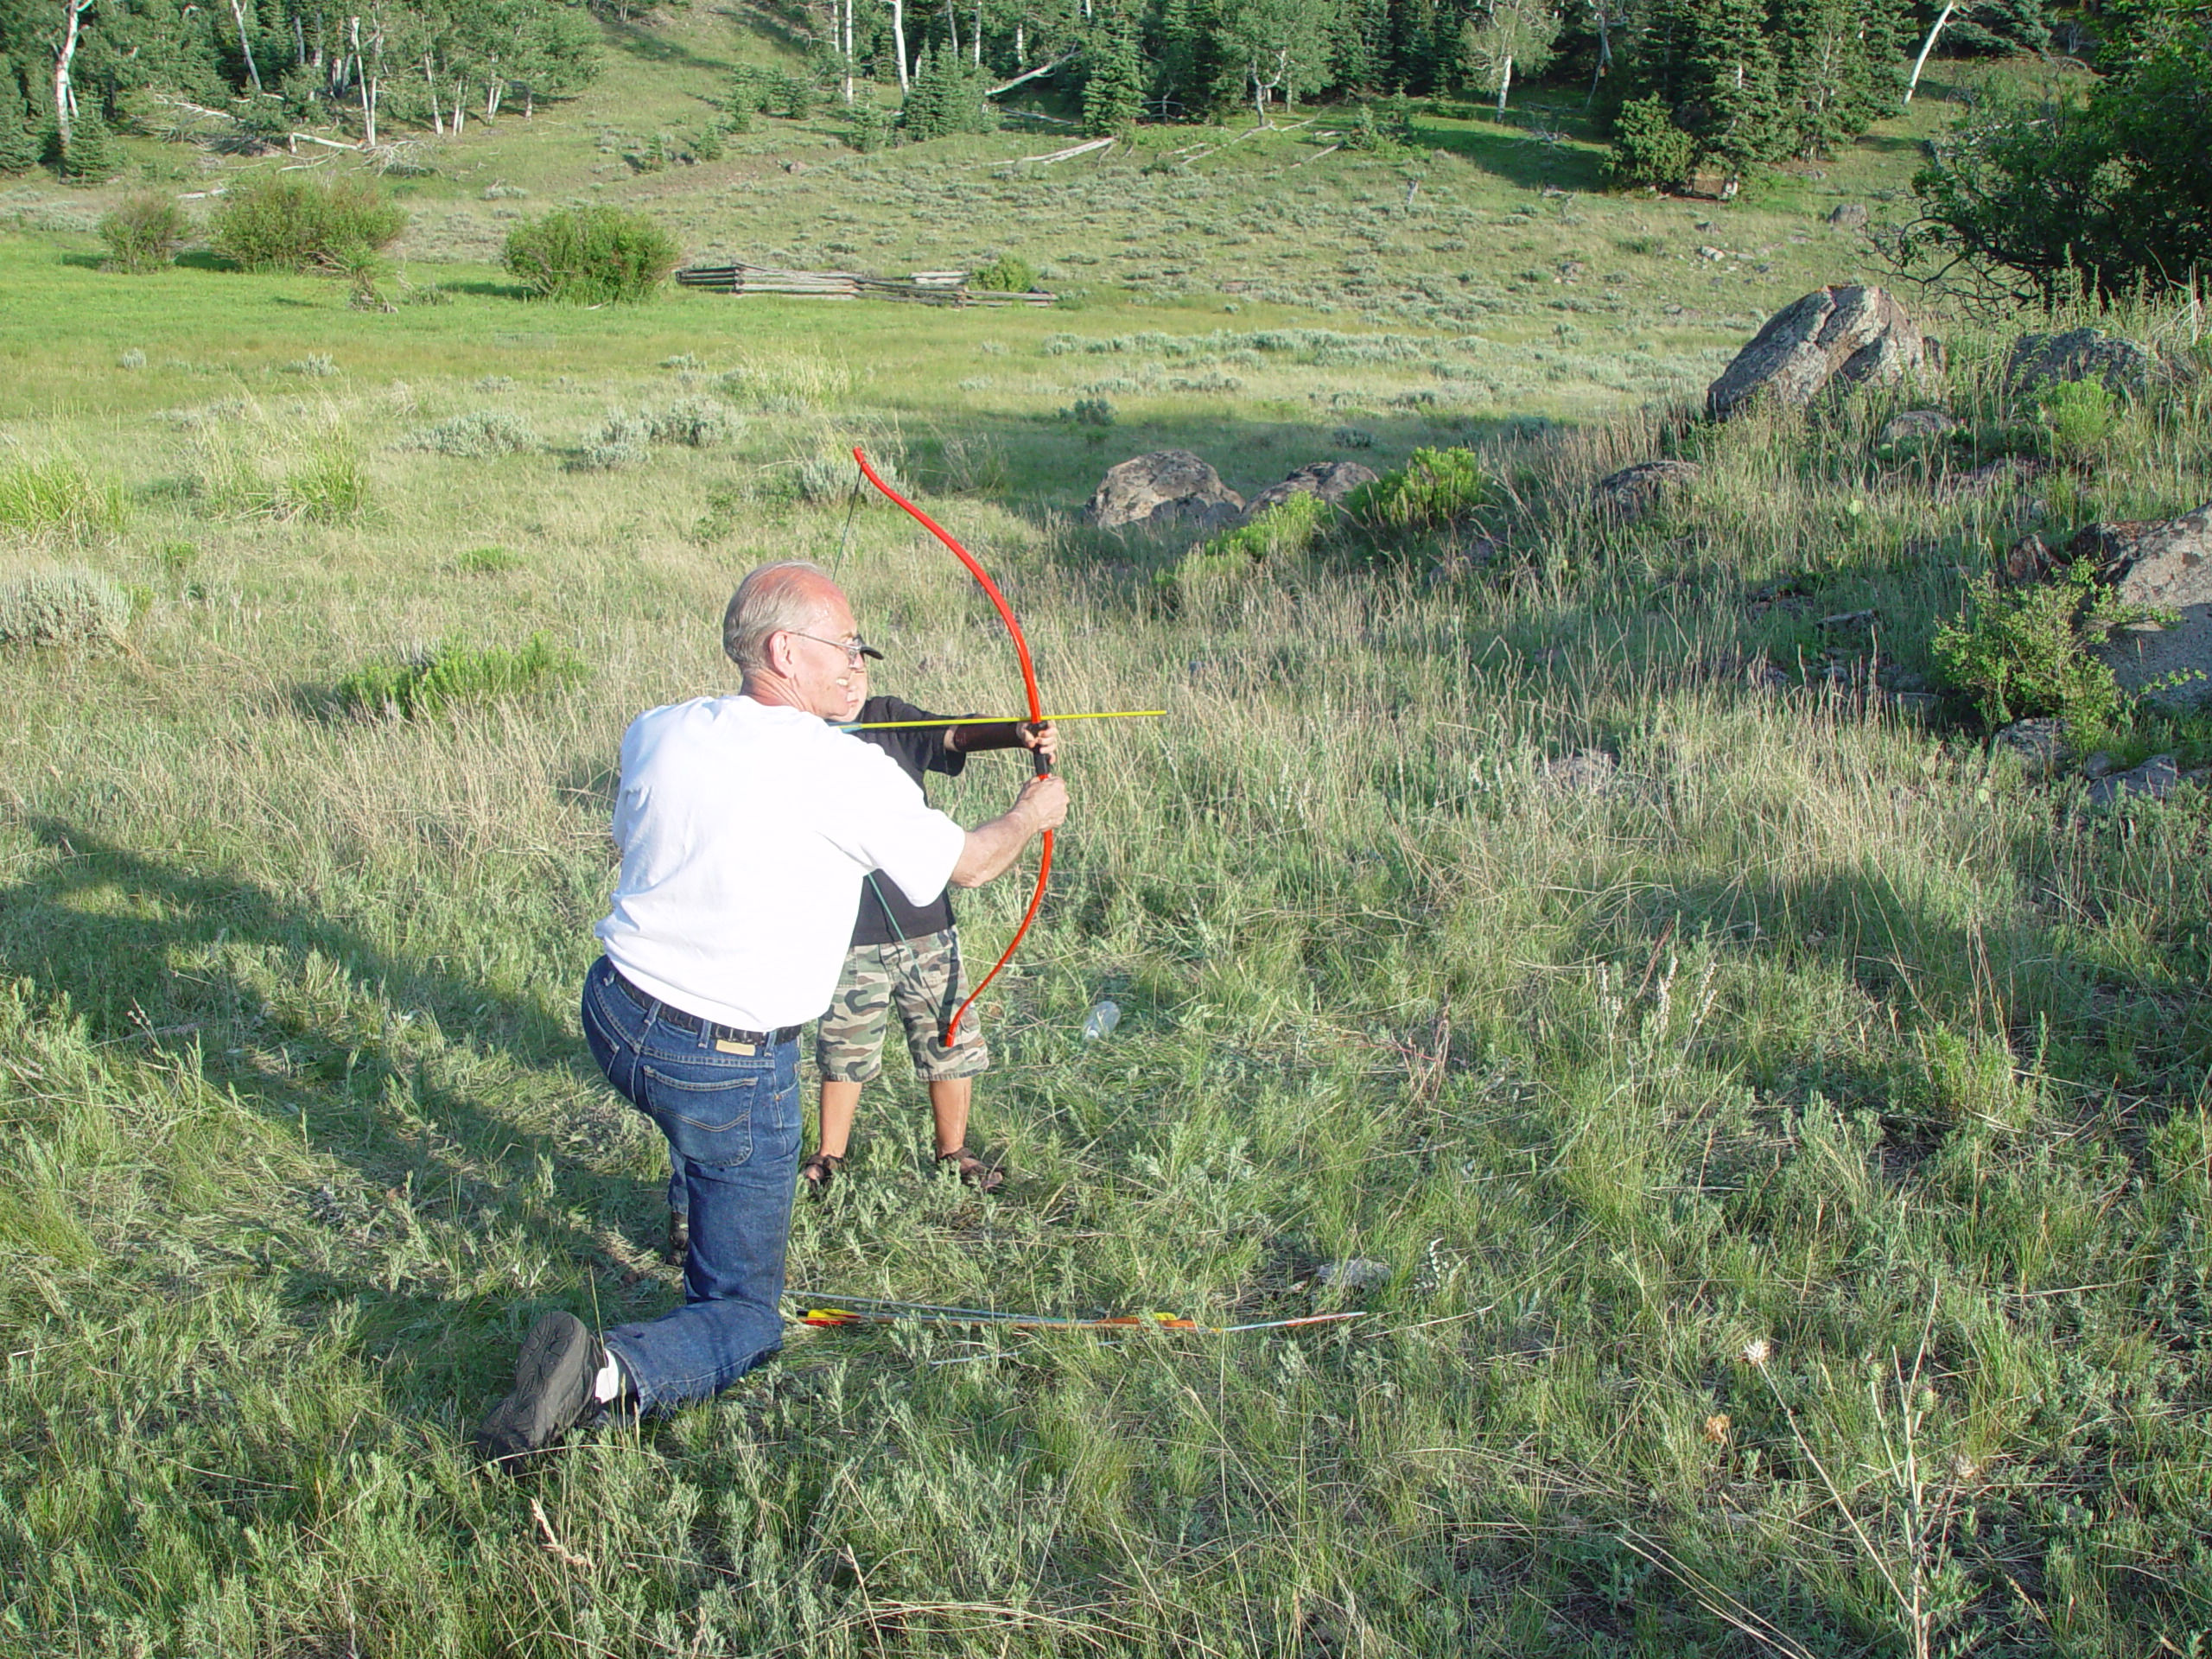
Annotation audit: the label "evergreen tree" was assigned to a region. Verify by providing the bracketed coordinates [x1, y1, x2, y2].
[1777, 0, 1906, 156]
[0, 62, 38, 174]
[1682, 0, 1777, 170]
[900, 42, 993, 137]
[60, 107, 116, 180]
[1083, 10, 1145, 133]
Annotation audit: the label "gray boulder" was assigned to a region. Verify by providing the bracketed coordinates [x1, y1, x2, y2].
[1592, 459, 1700, 522]
[1707, 285, 1925, 419]
[2088, 754, 2180, 807]
[1541, 750, 1619, 792]
[1994, 717, 2063, 778]
[2075, 503, 2212, 709]
[2005, 328, 2152, 399]
[1878, 409, 1956, 446]
[1827, 202, 1869, 230]
[1244, 459, 1378, 517]
[1084, 449, 1243, 532]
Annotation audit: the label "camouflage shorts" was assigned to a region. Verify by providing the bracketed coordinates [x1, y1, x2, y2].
[816, 929, 989, 1084]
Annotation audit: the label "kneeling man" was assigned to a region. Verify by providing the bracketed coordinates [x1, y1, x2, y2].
[476, 558, 1066, 1463]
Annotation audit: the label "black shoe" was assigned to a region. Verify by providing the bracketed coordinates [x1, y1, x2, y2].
[474, 1311, 601, 1468]
[665, 1210, 690, 1265]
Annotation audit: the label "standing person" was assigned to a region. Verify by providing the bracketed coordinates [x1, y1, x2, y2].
[474, 560, 1066, 1465]
[804, 667, 1057, 1198]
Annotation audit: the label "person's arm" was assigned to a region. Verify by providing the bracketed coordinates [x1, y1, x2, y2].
[949, 774, 1067, 888]
[946, 721, 1058, 766]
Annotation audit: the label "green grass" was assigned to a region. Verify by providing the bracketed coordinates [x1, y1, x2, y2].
[3, 29, 2212, 1659]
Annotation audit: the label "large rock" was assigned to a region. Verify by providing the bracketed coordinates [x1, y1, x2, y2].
[1244, 460, 1377, 517]
[1084, 450, 1243, 532]
[2088, 754, 2181, 807]
[1878, 409, 1956, 447]
[2005, 328, 2152, 399]
[1592, 460, 1700, 522]
[1707, 285, 1925, 419]
[2075, 502, 2212, 709]
[1827, 202, 1869, 230]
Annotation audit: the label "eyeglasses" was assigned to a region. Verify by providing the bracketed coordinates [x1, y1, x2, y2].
[785, 630, 884, 664]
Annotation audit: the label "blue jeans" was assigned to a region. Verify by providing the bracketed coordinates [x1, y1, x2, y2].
[581, 957, 799, 1414]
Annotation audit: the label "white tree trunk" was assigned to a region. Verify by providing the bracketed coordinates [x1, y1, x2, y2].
[1496, 53, 1511, 113]
[53, 0, 86, 146]
[231, 0, 265, 92]
[973, 0, 981, 63]
[1014, 21, 1024, 67]
[1905, 1, 1955, 102]
[947, 0, 957, 56]
[842, 0, 854, 102]
[425, 53, 444, 133]
[890, 0, 909, 90]
[451, 83, 466, 134]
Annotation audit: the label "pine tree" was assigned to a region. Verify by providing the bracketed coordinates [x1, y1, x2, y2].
[1083, 11, 1145, 134]
[0, 63, 39, 175]
[1682, 0, 1777, 171]
[61, 107, 116, 181]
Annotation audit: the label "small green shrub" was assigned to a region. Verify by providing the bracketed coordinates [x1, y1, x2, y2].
[0, 457, 127, 538]
[209, 173, 407, 272]
[1605, 95, 1696, 189]
[1343, 448, 1490, 537]
[0, 567, 131, 649]
[2033, 378, 2121, 467]
[644, 397, 737, 447]
[454, 546, 524, 574]
[403, 411, 537, 457]
[569, 410, 652, 470]
[716, 356, 855, 411]
[335, 633, 587, 718]
[692, 125, 725, 162]
[1060, 397, 1116, 427]
[972, 254, 1036, 293]
[99, 194, 188, 273]
[397, 279, 454, 306]
[503, 206, 680, 303]
[118, 349, 147, 370]
[1193, 491, 1329, 565]
[281, 439, 371, 523]
[1932, 560, 2170, 729]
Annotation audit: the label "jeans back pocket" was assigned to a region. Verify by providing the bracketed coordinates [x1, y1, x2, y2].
[640, 1065, 758, 1168]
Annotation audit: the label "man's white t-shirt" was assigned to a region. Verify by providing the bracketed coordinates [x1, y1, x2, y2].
[595, 696, 966, 1031]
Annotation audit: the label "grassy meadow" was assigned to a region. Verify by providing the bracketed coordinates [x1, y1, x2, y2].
[5, 23, 2212, 1658]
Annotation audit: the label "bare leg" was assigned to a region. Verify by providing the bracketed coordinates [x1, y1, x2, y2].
[929, 1076, 973, 1156]
[818, 1079, 862, 1158]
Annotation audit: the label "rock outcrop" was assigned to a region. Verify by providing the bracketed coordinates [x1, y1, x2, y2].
[2074, 503, 2212, 709]
[1878, 409, 1956, 447]
[1244, 460, 1378, 517]
[1084, 450, 1243, 532]
[2005, 328, 2152, 399]
[1592, 460, 1700, 522]
[1707, 285, 1925, 419]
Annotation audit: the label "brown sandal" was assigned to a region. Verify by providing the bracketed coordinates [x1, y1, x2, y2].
[936, 1145, 1006, 1193]
[799, 1151, 843, 1197]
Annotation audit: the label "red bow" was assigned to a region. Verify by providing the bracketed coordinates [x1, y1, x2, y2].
[852, 447, 1052, 1046]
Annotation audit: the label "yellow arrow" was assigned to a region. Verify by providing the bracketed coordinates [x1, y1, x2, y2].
[835, 709, 1165, 732]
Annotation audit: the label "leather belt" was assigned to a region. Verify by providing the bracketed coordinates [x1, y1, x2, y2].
[610, 968, 800, 1050]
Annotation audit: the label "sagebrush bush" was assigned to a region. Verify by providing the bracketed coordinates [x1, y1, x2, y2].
[99, 194, 188, 273]
[569, 410, 652, 470]
[403, 411, 537, 458]
[0, 456, 127, 538]
[645, 398, 737, 447]
[209, 173, 407, 272]
[335, 632, 587, 717]
[0, 567, 131, 648]
[503, 207, 679, 303]
[2033, 378, 2122, 467]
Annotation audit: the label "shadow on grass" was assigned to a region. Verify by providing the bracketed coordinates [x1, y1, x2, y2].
[1404, 113, 1609, 193]
[0, 817, 673, 1388]
[602, 16, 734, 71]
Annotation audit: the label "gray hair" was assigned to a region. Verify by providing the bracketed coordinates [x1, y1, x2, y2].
[722, 560, 833, 673]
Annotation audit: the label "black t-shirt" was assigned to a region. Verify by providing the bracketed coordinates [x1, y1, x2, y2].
[849, 696, 971, 947]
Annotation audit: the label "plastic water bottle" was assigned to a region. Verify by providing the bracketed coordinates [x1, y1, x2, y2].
[1081, 1000, 1122, 1043]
